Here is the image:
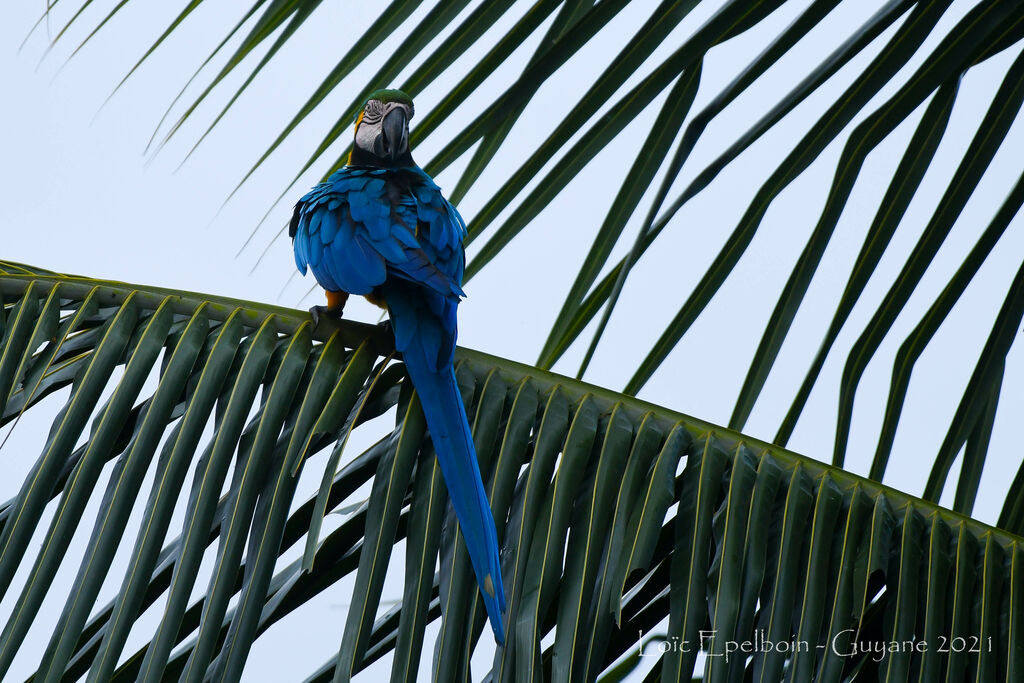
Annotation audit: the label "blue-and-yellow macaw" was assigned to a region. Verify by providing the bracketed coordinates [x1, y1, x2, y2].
[289, 89, 506, 643]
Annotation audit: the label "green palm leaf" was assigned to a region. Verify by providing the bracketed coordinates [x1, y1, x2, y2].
[2, 264, 1022, 681]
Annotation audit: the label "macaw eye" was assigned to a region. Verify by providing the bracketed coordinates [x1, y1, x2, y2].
[363, 99, 384, 119]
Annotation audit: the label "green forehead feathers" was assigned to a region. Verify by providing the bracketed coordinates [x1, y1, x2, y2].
[355, 89, 414, 123]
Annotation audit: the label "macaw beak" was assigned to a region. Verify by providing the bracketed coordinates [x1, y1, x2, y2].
[381, 107, 409, 160]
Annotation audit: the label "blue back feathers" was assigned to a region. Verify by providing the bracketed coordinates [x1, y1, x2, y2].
[291, 166, 467, 370]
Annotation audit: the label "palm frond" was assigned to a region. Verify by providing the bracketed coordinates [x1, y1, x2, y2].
[2, 264, 1021, 681]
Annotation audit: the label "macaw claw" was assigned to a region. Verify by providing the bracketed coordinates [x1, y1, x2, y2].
[309, 304, 344, 327]
[377, 318, 393, 336]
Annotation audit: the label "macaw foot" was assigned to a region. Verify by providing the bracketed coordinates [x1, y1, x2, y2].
[377, 318, 393, 336]
[310, 291, 349, 327]
[309, 304, 344, 327]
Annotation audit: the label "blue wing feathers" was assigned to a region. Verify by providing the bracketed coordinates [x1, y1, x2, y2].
[309, 229, 324, 269]
[308, 211, 322, 236]
[293, 228, 308, 275]
[369, 232, 407, 263]
[320, 208, 340, 243]
[350, 235, 387, 286]
[293, 167, 468, 301]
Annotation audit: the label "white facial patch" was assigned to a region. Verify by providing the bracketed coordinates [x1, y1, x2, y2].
[354, 112, 381, 155]
[354, 100, 414, 157]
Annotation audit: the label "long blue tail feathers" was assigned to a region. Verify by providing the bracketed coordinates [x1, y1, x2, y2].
[402, 350, 507, 644]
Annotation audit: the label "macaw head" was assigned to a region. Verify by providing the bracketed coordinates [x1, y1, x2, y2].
[350, 89, 415, 168]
